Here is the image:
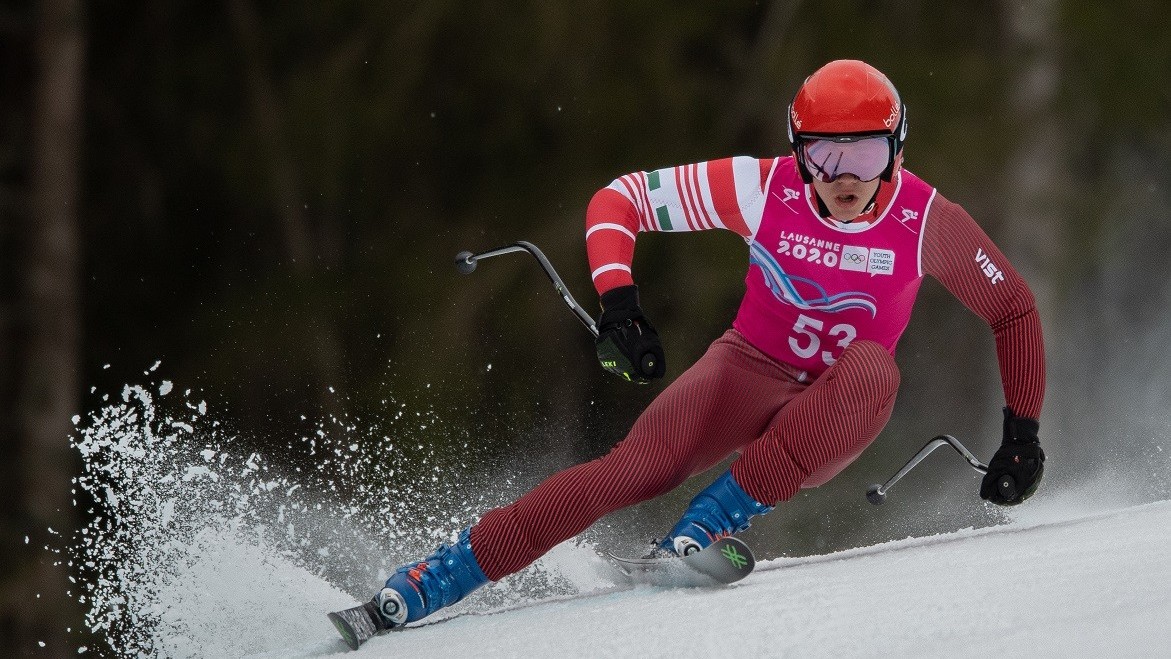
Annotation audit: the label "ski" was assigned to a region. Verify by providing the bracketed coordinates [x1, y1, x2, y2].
[608, 536, 756, 587]
[328, 601, 393, 651]
[329, 538, 754, 650]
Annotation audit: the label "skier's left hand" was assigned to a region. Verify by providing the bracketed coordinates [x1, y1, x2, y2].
[980, 407, 1045, 506]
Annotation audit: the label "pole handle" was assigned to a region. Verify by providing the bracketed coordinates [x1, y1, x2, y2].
[997, 475, 1018, 502]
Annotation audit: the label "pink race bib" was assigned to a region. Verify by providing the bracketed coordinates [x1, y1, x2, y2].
[733, 158, 936, 376]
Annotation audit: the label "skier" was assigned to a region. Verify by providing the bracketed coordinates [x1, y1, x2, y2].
[361, 59, 1046, 631]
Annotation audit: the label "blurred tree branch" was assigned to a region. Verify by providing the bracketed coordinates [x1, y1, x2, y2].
[226, 0, 346, 416]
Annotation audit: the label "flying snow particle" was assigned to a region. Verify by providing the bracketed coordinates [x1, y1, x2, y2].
[158, 499, 174, 528]
[159, 381, 173, 396]
[182, 466, 218, 482]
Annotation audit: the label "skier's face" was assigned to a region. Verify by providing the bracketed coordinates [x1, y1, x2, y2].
[811, 173, 880, 222]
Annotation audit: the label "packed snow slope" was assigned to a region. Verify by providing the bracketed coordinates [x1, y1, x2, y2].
[253, 500, 1171, 659]
[68, 385, 1170, 657]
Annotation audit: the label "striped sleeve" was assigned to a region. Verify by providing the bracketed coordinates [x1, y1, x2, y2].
[922, 194, 1046, 420]
[585, 157, 776, 294]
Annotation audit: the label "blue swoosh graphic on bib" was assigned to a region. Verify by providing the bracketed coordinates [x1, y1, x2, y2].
[748, 241, 877, 317]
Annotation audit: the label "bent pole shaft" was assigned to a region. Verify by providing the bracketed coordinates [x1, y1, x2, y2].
[866, 434, 989, 505]
[455, 241, 599, 338]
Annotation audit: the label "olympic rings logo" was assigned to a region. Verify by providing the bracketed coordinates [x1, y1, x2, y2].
[841, 253, 866, 264]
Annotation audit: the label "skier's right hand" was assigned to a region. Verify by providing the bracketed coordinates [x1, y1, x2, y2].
[595, 285, 666, 383]
[980, 407, 1045, 505]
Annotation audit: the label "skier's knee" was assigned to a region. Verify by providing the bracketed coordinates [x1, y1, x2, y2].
[830, 340, 899, 414]
[839, 340, 898, 382]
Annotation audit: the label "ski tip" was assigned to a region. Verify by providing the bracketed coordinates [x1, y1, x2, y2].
[688, 536, 755, 583]
[608, 536, 756, 587]
[327, 611, 363, 651]
[718, 536, 755, 563]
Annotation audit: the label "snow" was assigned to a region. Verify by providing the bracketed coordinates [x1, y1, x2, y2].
[270, 501, 1171, 658]
[66, 386, 1171, 657]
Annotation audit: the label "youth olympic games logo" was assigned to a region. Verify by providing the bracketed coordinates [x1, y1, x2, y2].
[749, 242, 877, 316]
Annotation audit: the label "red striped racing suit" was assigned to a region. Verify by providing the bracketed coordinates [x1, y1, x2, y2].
[470, 156, 1045, 581]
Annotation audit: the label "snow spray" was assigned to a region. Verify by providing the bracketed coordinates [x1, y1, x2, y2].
[66, 376, 611, 656]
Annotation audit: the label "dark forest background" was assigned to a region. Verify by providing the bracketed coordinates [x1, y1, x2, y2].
[3, 0, 1170, 654]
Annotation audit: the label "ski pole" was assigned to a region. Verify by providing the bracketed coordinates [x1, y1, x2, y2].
[454, 241, 599, 338]
[866, 434, 1016, 504]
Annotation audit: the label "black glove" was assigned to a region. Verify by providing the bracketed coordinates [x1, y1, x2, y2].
[594, 285, 666, 383]
[980, 407, 1045, 506]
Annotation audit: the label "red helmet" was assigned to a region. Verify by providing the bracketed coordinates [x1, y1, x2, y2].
[788, 60, 908, 183]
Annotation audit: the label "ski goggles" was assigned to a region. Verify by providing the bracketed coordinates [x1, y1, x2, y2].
[800, 135, 894, 183]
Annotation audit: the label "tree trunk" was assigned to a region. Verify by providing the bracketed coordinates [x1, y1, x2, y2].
[3, 0, 86, 654]
[999, 0, 1066, 316]
[998, 0, 1066, 429]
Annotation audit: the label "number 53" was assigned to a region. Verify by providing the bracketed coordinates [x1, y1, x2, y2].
[789, 314, 856, 366]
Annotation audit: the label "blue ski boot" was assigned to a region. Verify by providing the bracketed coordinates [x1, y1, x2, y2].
[374, 526, 489, 627]
[659, 470, 774, 556]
